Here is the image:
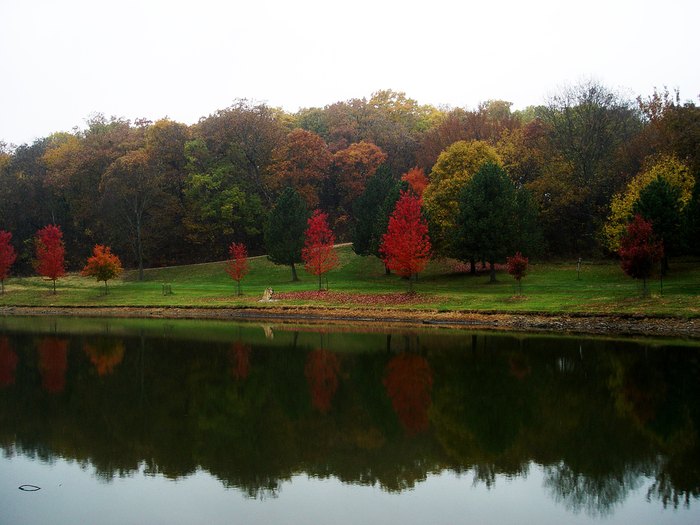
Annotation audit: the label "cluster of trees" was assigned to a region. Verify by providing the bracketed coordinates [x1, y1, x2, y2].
[0, 224, 122, 294]
[1, 84, 698, 278]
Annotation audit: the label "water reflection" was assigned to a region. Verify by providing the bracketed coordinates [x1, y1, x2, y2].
[0, 319, 698, 519]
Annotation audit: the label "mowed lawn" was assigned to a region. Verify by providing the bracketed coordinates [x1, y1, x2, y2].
[1, 245, 699, 317]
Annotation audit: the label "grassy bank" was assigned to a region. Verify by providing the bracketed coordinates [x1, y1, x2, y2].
[1, 246, 699, 317]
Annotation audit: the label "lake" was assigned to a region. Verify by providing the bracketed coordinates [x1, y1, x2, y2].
[1, 316, 699, 524]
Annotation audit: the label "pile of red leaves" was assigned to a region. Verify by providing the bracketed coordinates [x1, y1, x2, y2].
[274, 290, 429, 305]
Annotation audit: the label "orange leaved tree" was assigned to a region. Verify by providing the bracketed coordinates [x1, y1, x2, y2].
[302, 210, 339, 290]
[35, 225, 66, 294]
[82, 245, 123, 294]
[225, 242, 249, 296]
[379, 191, 431, 292]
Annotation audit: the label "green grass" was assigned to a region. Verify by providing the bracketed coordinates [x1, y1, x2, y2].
[1, 245, 699, 317]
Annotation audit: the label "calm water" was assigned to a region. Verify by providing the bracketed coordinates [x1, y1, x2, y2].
[1, 316, 699, 525]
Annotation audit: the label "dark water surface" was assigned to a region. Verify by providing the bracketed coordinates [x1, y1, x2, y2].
[1, 316, 699, 524]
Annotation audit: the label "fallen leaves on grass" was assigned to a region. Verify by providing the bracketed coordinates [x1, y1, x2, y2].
[274, 290, 431, 305]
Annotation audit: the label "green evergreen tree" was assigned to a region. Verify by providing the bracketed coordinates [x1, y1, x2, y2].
[633, 175, 682, 272]
[455, 162, 540, 283]
[351, 165, 394, 256]
[264, 187, 309, 281]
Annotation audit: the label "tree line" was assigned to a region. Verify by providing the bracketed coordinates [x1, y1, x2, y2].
[0, 83, 698, 276]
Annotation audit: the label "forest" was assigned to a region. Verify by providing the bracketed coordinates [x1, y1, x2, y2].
[0, 83, 698, 274]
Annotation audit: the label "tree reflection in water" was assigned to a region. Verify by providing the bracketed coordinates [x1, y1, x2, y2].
[0, 337, 18, 388]
[37, 337, 69, 394]
[0, 324, 697, 518]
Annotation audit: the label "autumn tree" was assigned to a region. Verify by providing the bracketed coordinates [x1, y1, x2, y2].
[35, 224, 66, 294]
[225, 242, 249, 296]
[302, 210, 339, 290]
[619, 215, 664, 296]
[265, 187, 309, 281]
[507, 252, 529, 295]
[401, 167, 428, 197]
[81, 244, 123, 294]
[380, 191, 431, 291]
[330, 141, 387, 215]
[0, 230, 17, 294]
[270, 129, 332, 208]
[101, 148, 159, 281]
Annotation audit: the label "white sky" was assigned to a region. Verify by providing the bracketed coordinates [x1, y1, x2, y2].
[1, 0, 698, 146]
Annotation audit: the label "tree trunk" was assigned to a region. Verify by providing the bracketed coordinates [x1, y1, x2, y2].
[104, 280, 108, 294]
[291, 263, 298, 282]
[53, 278, 57, 294]
[470, 257, 476, 275]
[385, 264, 391, 275]
[237, 280, 241, 296]
[318, 273, 322, 291]
[489, 260, 497, 283]
[1, 280, 3, 294]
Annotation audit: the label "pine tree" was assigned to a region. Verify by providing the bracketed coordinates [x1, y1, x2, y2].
[264, 187, 309, 281]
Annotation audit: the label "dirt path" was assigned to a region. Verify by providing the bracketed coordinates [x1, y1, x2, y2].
[2, 305, 699, 338]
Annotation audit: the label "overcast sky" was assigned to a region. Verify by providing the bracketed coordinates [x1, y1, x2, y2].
[1, 0, 698, 146]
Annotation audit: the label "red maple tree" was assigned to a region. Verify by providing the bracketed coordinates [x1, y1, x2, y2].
[379, 191, 431, 291]
[506, 252, 529, 295]
[302, 210, 339, 290]
[0, 230, 17, 294]
[619, 214, 664, 295]
[225, 242, 249, 296]
[35, 224, 66, 294]
[82, 244, 123, 294]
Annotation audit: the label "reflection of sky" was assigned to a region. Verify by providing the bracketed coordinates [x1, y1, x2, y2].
[1, 455, 697, 525]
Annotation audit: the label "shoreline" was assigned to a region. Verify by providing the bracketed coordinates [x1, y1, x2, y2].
[2, 305, 699, 339]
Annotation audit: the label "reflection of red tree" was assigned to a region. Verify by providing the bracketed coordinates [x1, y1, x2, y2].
[229, 341, 251, 380]
[305, 348, 340, 413]
[83, 340, 125, 376]
[38, 338, 69, 394]
[508, 353, 531, 380]
[383, 354, 433, 435]
[0, 337, 18, 388]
